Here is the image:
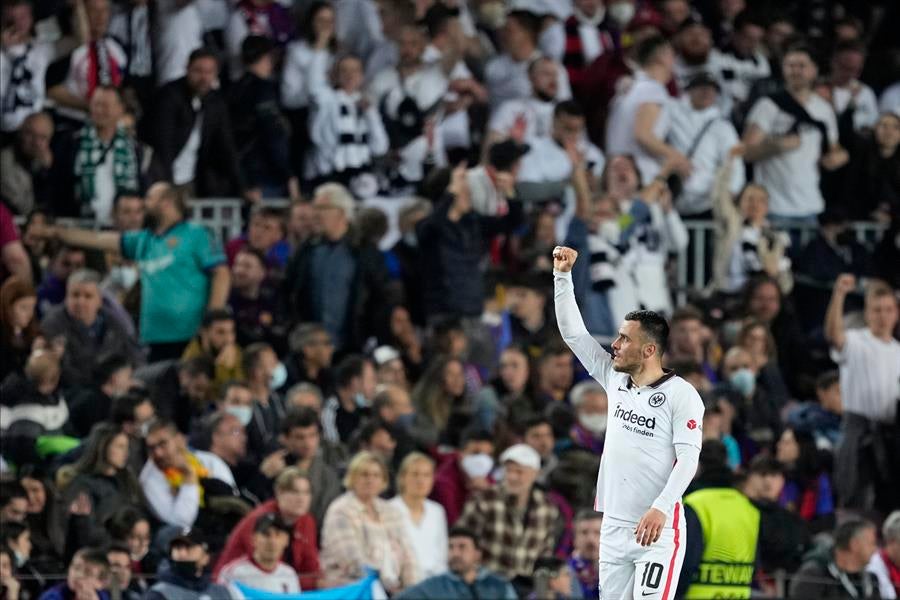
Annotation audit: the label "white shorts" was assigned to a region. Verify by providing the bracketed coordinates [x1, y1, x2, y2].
[598, 505, 687, 600]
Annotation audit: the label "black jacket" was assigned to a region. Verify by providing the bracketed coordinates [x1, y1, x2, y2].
[151, 78, 245, 196]
[417, 194, 523, 317]
[284, 234, 394, 351]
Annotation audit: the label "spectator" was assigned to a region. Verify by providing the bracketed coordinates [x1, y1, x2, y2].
[395, 525, 517, 600]
[217, 513, 300, 594]
[109, 390, 154, 473]
[843, 111, 900, 221]
[867, 510, 900, 600]
[713, 11, 770, 123]
[0, 485, 28, 524]
[790, 519, 879, 599]
[40, 269, 141, 388]
[107, 0, 154, 115]
[606, 35, 691, 183]
[0, 0, 54, 134]
[411, 355, 470, 448]
[47, 0, 126, 121]
[488, 56, 562, 142]
[103, 507, 157, 582]
[38, 547, 110, 600]
[143, 529, 231, 600]
[372, 346, 408, 390]
[241, 343, 287, 451]
[35, 245, 85, 315]
[535, 343, 574, 404]
[228, 247, 284, 348]
[669, 74, 745, 218]
[353, 419, 397, 468]
[0, 547, 21, 600]
[200, 411, 248, 487]
[824, 42, 879, 133]
[257, 408, 341, 527]
[36, 183, 229, 361]
[1, 521, 40, 598]
[787, 370, 842, 451]
[775, 427, 835, 534]
[286, 200, 315, 251]
[320, 451, 418, 592]
[182, 309, 244, 401]
[666, 306, 716, 382]
[389, 452, 448, 579]
[457, 443, 559, 585]
[672, 17, 715, 93]
[825, 275, 900, 513]
[135, 357, 213, 434]
[139, 418, 220, 530]
[0, 113, 57, 215]
[568, 509, 600, 600]
[229, 36, 300, 201]
[224, 0, 294, 82]
[0, 276, 38, 381]
[485, 10, 571, 110]
[734, 318, 790, 401]
[307, 50, 389, 195]
[65, 355, 134, 439]
[419, 158, 523, 320]
[718, 346, 781, 449]
[152, 48, 248, 200]
[546, 0, 616, 97]
[215, 467, 319, 590]
[225, 206, 290, 272]
[284, 183, 393, 350]
[284, 323, 335, 397]
[105, 543, 142, 600]
[474, 346, 536, 434]
[742, 43, 848, 228]
[568, 381, 608, 454]
[320, 354, 375, 444]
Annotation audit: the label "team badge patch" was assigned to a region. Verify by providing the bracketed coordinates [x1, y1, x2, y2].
[648, 392, 666, 407]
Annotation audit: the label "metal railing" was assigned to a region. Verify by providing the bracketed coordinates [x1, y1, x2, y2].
[674, 221, 888, 304]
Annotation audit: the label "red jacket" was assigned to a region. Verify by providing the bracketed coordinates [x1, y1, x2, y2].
[213, 500, 320, 590]
[430, 455, 470, 525]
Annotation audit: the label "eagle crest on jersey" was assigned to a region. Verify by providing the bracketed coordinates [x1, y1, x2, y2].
[648, 392, 666, 407]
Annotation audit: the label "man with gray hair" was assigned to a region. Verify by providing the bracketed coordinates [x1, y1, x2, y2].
[284, 322, 335, 396]
[284, 183, 395, 351]
[40, 268, 143, 387]
[569, 380, 608, 454]
[868, 510, 900, 599]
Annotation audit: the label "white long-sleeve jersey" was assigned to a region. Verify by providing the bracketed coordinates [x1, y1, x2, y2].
[555, 270, 703, 527]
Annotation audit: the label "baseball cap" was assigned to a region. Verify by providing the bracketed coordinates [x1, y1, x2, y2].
[685, 72, 721, 91]
[253, 513, 292, 536]
[169, 528, 208, 551]
[488, 139, 530, 172]
[499, 443, 541, 470]
[373, 346, 401, 367]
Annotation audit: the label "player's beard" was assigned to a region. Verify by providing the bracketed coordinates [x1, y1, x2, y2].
[611, 353, 640, 374]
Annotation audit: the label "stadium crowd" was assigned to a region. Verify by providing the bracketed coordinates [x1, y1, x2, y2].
[1, 0, 899, 597]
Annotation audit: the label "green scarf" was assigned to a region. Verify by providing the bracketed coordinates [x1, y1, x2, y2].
[74, 123, 139, 211]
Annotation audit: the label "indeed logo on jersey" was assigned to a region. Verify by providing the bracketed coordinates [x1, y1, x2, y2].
[613, 404, 656, 436]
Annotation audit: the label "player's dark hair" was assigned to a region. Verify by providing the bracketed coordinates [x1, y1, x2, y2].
[834, 519, 875, 550]
[624, 310, 669, 357]
[635, 35, 672, 67]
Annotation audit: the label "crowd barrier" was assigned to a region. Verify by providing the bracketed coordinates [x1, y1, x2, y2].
[17, 198, 888, 300]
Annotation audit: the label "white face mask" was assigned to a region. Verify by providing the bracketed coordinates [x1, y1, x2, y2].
[580, 413, 608, 435]
[225, 405, 253, 427]
[607, 1, 636, 27]
[270, 362, 288, 390]
[460, 453, 494, 479]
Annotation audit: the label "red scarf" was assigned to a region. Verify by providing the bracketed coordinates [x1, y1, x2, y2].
[882, 549, 900, 595]
[87, 40, 122, 98]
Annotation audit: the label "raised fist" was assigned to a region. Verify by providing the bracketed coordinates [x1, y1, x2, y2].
[553, 246, 578, 273]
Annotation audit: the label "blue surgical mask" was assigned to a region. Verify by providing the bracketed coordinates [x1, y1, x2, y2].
[729, 368, 756, 397]
[226, 405, 253, 427]
[270, 362, 288, 390]
[354, 393, 369, 408]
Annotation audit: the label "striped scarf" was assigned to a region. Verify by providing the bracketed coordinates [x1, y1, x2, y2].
[74, 123, 139, 206]
[333, 90, 372, 173]
[562, 15, 615, 87]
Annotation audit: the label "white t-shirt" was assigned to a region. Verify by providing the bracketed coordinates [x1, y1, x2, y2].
[91, 146, 116, 225]
[484, 51, 571, 110]
[281, 41, 331, 110]
[745, 93, 838, 217]
[606, 71, 672, 184]
[830, 328, 900, 423]
[489, 97, 556, 141]
[154, 0, 203, 85]
[218, 556, 301, 595]
[517, 135, 605, 184]
[831, 82, 879, 131]
[388, 497, 448, 579]
[172, 105, 202, 185]
[554, 271, 704, 526]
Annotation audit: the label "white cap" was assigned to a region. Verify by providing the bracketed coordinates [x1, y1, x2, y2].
[373, 345, 401, 367]
[499, 444, 541, 470]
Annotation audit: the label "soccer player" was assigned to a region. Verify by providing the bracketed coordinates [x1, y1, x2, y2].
[553, 245, 704, 600]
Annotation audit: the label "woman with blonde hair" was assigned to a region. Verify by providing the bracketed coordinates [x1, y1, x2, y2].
[389, 452, 448, 579]
[320, 451, 418, 592]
